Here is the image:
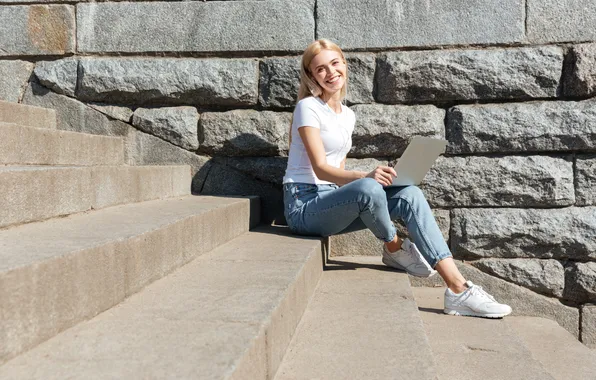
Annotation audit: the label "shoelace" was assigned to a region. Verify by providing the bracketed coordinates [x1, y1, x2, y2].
[469, 285, 497, 302]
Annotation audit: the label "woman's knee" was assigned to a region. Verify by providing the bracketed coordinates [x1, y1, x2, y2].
[351, 178, 387, 209]
[354, 178, 385, 197]
[400, 185, 426, 202]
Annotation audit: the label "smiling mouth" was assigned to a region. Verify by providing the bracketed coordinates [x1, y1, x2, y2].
[326, 75, 341, 84]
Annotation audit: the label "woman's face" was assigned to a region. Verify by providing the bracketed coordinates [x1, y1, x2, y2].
[308, 49, 346, 97]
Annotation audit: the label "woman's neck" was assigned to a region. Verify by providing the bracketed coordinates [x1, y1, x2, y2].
[320, 91, 342, 114]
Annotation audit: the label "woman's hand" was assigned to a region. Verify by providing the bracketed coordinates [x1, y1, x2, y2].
[366, 166, 397, 187]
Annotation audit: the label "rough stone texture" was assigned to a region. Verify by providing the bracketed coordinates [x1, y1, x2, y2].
[87, 103, 133, 123]
[581, 304, 596, 349]
[447, 100, 596, 154]
[565, 43, 596, 97]
[0, 60, 34, 102]
[422, 156, 575, 207]
[214, 157, 288, 186]
[564, 262, 596, 304]
[345, 53, 376, 105]
[410, 262, 580, 338]
[317, 0, 524, 49]
[344, 158, 387, 173]
[451, 207, 596, 261]
[376, 47, 563, 104]
[331, 229, 381, 257]
[125, 128, 212, 194]
[350, 104, 445, 157]
[77, 0, 314, 53]
[76, 58, 258, 107]
[0, 5, 75, 56]
[33, 58, 78, 97]
[527, 0, 596, 43]
[259, 57, 301, 109]
[576, 156, 596, 206]
[472, 259, 565, 298]
[201, 163, 283, 225]
[133, 107, 199, 151]
[23, 83, 128, 136]
[200, 110, 290, 156]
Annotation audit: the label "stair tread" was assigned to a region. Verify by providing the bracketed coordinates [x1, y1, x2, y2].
[0, 100, 56, 129]
[412, 286, 556, 380]
[0, 122, 124, 166]
[275, 256, 437, 380]
[0, 195, 243, 272]
[0, 195, 256, 366]
[0, 165, 191, 228]
[0, 121, 120, 138]
[506, 316, 596, 379]
[0, 164, 188, 171]
[0, 227, 322, 379]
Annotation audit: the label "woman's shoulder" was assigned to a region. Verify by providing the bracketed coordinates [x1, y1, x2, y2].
[296, 96, 324, 110]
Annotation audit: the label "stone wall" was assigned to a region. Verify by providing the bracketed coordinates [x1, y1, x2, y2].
[1, 0, 595, 344]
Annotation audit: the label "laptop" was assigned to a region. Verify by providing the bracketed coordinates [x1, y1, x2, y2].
[391, 136, 448, 186]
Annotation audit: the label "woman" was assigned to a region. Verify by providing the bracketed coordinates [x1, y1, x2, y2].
[282, 39, 512, 318]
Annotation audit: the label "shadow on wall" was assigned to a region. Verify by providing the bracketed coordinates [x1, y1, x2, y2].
[194, 133, 289, 226]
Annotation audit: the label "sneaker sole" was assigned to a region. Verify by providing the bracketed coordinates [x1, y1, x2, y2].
[382, 256, 438, 278]
[443, 308, 511, 319]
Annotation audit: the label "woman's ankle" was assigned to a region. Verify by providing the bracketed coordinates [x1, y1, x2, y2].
[384, 236, 403, 253]
[448, 281, 468, 294]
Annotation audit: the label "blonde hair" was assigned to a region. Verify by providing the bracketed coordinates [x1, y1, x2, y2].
[288, 39, 348, 146]
[297, 39, 348, 101]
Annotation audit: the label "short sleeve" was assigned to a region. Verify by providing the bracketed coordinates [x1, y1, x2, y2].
[292, 99, 321, 130]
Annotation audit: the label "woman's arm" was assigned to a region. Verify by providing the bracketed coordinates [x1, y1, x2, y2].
[299, 126, 396, 186]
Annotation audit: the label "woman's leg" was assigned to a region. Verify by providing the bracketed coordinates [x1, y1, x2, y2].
[385, 185, 466, 291]
[435, 258, 467, 293]
[288, 178, 397, 242]
[286, 180, 435, 276]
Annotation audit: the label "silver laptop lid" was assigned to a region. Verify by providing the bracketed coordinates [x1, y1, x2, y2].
[392, 137, 448, 186]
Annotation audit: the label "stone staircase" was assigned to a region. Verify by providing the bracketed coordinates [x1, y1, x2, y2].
[1, 101, 595, 379]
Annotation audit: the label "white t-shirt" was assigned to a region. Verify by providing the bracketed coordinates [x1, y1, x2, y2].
[282, 96, 356, 185]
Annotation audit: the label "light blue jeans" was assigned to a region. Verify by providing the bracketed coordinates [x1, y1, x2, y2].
[283, 178, 452, 268]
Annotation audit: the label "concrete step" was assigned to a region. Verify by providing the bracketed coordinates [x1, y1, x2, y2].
[412, 287, 557, 380]
[506, 316, 596, 379]
[0, 195, 259, 366]
[275, 256, 437, 380]
[0, 227, 322, 379]
[0, 122, 124, 166]
[0, 165, 191, 228]
[0, 100, 56, 129]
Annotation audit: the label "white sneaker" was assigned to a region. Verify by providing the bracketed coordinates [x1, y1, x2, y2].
[444, 281, 512, 318]
[382, 238, 437, 278]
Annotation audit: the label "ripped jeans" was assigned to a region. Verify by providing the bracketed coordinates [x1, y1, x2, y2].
[283, 178, 452, 268]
